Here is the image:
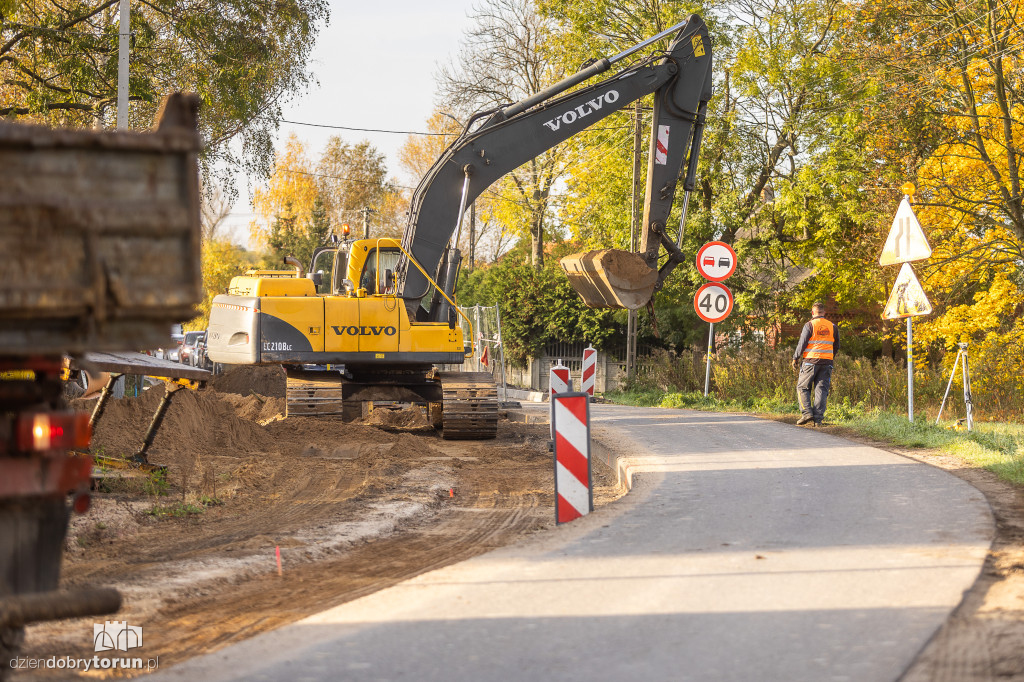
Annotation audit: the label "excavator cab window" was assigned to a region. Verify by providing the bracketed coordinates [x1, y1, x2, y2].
[360, 248, 401, 294]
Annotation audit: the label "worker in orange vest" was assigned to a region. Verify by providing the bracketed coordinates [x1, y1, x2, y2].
[792, 302, 840, 426]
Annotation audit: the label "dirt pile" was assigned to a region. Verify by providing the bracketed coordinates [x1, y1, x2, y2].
[210, 365, 286, 397]
[77, 385, 280, 464]
[22, 366, 624, 678]
[362, 404, 431, 429]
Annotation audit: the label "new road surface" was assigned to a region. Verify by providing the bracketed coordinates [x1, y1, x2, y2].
[160, 405, 994, 681]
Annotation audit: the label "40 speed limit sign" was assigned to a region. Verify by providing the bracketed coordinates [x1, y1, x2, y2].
[694, 282, 733, 323]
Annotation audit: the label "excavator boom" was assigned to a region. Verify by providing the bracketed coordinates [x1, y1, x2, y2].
[398, 14, 714, 317]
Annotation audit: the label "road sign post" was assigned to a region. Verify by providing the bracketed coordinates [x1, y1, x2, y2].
[880, 192, 932, 422]
[704, 323, 714, 396]
[907, 318, 914, 421]
[694, 242, 737, 399]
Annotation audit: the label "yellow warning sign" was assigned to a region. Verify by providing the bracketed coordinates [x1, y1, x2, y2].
[692, 35, 705, 57]
[883, 263, 932, 320]
[880, 197, 931, 265]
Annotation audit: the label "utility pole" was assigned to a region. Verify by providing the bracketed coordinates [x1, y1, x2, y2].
[116, 0, 129, 129]
[626, 98, 644, 380]
[359, 207, 374, 239]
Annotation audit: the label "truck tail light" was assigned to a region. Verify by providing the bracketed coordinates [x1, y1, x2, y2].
[16, 412, 92, 452]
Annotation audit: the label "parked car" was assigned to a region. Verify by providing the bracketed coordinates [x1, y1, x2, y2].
[179, 331, 204, 366]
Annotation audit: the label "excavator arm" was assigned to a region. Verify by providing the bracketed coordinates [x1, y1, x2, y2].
[397, 14, 714, 319]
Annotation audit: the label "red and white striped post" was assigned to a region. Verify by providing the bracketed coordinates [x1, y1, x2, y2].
[549, 359, 571, 439]
[553, 392, 593, 524]
[580, 346, 596, 400]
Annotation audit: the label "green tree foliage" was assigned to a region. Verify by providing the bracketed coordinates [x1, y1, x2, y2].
[264, 196, 331, 269]
[0, 0, 330, 192]
[536, 0, 894, 342]
[318, 138, 399, 235]
[457, 244, 618, 366]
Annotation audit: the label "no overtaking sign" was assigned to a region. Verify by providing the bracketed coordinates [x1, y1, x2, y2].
[694, 241, 736, 323]
[695, 241, 737, 281]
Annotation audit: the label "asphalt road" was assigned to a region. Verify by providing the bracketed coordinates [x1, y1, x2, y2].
[159, 405, 994, 681]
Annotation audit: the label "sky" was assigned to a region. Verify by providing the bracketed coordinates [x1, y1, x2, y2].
[220, 0, 476, 247]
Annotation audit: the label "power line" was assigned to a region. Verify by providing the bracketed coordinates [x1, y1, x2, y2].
[277, 118, 632, 138]
[276, 166, 417, 191]
[279, 119, 451, 136]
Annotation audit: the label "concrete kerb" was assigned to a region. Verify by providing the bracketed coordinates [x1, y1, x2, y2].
[503, 386, 546, 403]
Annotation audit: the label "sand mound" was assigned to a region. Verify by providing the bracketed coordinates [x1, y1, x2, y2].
[210, 365, 286, 397]
[362, 405, 431, 429]
[81, 385, 280, 464]
[217, 392, 286, 423]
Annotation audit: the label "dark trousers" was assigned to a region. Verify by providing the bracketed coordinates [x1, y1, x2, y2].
[797, 362, 833, 423]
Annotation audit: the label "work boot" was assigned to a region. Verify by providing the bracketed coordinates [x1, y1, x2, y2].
[796, 415, 813, 425]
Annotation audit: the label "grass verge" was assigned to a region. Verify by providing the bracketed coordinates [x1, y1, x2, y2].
[605, 390, 1024, 486]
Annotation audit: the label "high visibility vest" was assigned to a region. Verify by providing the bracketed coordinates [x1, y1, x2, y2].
[802, 318, 835, 361]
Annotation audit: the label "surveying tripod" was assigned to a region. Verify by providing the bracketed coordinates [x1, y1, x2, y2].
[935, 342, 974, 431]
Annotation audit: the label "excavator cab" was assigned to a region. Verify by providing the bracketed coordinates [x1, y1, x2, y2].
[355, 243, 402, 295]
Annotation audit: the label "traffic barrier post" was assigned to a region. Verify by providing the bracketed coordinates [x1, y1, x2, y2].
[581, 346, 596, 400]
[549, 359, 571, 439]
[552, 391, 593, 524]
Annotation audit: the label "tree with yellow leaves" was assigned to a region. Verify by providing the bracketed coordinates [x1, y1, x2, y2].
[856, 0, 1024, 403]
[251, 133, 398, 266]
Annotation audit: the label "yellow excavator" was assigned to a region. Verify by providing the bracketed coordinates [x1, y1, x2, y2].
[206, 14, 714, 439]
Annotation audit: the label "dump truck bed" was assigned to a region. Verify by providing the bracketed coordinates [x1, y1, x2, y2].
[0, 97, 202, 355]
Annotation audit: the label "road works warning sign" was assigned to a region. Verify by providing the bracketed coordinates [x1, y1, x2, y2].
[883, 262, 932, 320]
[880, 198, 931, 266]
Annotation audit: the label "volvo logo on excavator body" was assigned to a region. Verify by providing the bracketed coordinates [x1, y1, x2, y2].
[542, 90, 620, 132]
[331, 325, 397, 337]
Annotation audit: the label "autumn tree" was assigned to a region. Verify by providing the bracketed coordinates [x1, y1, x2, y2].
[853, 0, 1024, 378]
[252, 133, 399, 265]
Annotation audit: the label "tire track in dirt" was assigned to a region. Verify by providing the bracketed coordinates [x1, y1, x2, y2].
[102, 476, 571, 669]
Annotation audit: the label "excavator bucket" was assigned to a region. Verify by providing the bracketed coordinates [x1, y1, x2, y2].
[560, 249, 658, 310]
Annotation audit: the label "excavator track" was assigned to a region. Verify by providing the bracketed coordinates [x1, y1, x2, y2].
[438, 371, 498, 440]
[285, 368, 352, 418]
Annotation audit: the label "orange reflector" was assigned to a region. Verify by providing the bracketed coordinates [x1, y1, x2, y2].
[16, 411, 92, 452]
